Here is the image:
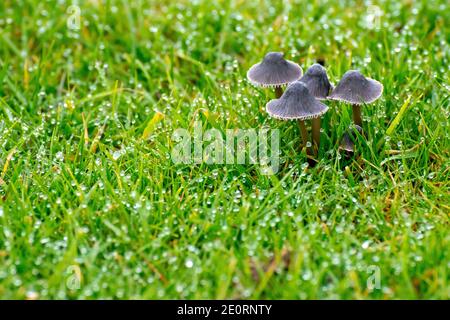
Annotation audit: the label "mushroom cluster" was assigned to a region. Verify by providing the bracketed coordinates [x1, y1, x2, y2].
[247, 52, 383, 162]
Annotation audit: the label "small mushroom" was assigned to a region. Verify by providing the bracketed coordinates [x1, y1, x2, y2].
[329, 70, 383, 127]
[339, 125, 364, 154]
[266, 81, 328, 156]
[247, 52, 303, 98]
[299, 63, 333, 100]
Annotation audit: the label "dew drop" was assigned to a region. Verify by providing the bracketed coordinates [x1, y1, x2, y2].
[185, 259, 194, 268]
[362, 240, 371, 249]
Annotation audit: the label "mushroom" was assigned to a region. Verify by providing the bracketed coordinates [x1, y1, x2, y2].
[247, 52, 303, 98]
[329, 70, 383, 127]
[266, 81, 328, 156]
[299, 63, 333, 100]
[339, 124, 364, 154]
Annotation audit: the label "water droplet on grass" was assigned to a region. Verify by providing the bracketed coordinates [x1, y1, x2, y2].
[112, 150, 121, 160]
[185, 259, 194, 268]
[302, 270, 312, 281]
[362, 240, 371, 249]
[55, 151, 64, 162]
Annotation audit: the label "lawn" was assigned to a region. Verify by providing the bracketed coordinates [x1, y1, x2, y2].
[0, 0, 448, 299]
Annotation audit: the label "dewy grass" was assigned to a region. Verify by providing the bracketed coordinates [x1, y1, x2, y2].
[0, 0, 449, 299]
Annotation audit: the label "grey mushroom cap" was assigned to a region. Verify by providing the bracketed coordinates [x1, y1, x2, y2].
[329, 70, 383, 105]
[247, 52, 303, 87]
[266, 81, 329, 120]
[339, 125, 363, 152]
[299, 63, 333, 100]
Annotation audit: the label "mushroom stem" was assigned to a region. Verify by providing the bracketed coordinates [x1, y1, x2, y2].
[352, 104, 363, 127]
[275, 86, 283, 98]
[311, 117, 321, 155]
[297, 120, 310, 154]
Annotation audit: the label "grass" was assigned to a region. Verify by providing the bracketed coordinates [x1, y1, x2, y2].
[0, 0, 449, 299]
